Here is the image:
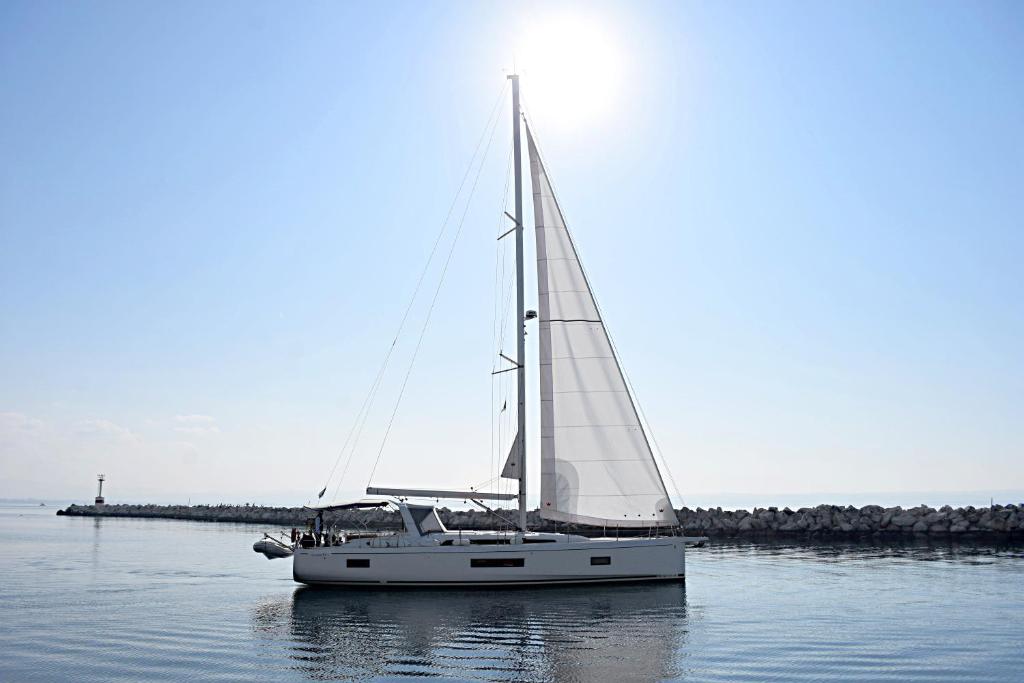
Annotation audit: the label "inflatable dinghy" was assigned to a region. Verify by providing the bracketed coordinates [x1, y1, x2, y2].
[253, 534, 293, 559]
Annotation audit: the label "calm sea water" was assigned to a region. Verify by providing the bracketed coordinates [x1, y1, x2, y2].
[1, 506, 1021, 682]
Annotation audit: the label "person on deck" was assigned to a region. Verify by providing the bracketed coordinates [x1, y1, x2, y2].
[313, 512, 323, 546]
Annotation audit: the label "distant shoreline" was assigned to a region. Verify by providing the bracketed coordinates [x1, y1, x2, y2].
[55, 502, 1023, 540]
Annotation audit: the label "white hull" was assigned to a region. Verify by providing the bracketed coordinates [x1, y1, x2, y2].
[293, 536, 685, 587]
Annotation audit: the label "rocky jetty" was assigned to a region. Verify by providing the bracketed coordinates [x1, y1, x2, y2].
[56, 503, 553, 531]
[58, 503, 377, 527]
[56, 502, 1022, 539]
[676, 504, 1022, 539]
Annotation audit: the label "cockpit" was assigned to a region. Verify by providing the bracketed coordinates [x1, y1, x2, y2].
[299, 498, 449, 549]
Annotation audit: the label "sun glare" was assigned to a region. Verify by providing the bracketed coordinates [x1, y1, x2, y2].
[516, 14, 623, 130]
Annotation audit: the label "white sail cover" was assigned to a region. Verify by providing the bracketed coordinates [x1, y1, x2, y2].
[527, 127, 677, 528]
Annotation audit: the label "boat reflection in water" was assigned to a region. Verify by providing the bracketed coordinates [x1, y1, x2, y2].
[252, 583, 688, 681]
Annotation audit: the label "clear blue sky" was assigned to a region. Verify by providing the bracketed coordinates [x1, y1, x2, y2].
[2, 1, 1021, 507]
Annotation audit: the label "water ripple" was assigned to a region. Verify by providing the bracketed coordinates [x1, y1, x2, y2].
[1, 508, 1023, 681]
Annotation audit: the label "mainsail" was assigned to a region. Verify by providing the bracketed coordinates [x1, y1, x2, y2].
[500, 432, 521, 479]
[527, 126, 677, 528]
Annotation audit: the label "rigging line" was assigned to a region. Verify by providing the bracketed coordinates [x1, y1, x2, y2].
[493, 142, 514, 499]
[329, 358, 387, 502]
[495, 167, 516, 355]
[491, 142, 514, 487]
[366, 91, 506, 487]
[496, 248, 517, 356]
[493, 148, 512, 497]
[498, 222, 515, 492]
[490, 206, 499, 485]
[491, 361, 501, 491]
[320, 81, 510, 501]
[469, 474, 501, 491]
[497, 192, 517, 338]
[524, 109, 686, 510]
[494, 224, 516, 350]
[497, 236, 516, 498]
[491, 143, 515, 366]
[328, 130, 507, 506]
[613, 348, 686, 507]
[322, 359, 386, 498]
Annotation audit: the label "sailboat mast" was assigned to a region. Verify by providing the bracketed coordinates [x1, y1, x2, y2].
[510, 74, 527, 532]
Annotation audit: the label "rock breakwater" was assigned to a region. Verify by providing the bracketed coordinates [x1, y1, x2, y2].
[56, 502, 1022, 539]
[676, 504, 1022, 538]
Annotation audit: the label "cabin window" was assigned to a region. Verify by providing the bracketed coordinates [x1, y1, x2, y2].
[469, 538, 511, 545]
[590, 556, 611, 566]
[470, 558, 524, 568]
[522, 538, 556, 544]
[347, 559, 370, 568]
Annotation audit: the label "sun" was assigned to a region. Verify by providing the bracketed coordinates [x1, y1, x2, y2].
[516, 13, 623, 131]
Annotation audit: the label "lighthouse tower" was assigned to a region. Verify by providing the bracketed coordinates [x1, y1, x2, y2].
[95, 474, 105, 507]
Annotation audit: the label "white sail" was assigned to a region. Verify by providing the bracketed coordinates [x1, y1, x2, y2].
[500, 432, 522, 479]
[527, 126, 677, 528]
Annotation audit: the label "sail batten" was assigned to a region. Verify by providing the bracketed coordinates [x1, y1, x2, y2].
[527, 125, 677, 529]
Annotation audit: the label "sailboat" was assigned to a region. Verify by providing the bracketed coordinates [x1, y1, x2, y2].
[289, 75, 695, 586]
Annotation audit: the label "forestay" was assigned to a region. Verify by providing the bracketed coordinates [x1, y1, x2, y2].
[526, 126, 677, 528]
